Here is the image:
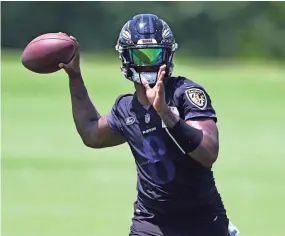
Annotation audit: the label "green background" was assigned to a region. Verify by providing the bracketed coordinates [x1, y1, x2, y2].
[2, 53, 285, 235]
[2, 1, 285, 236]
[2, 1, 285, 58]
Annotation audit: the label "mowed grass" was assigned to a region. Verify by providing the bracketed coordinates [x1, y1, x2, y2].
[2, 51, 285, 236]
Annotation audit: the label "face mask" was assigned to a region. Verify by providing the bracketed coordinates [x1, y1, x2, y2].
[130, 68, 158, 85]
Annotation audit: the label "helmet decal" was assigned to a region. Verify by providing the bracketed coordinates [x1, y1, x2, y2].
[162, 21, 171, 39]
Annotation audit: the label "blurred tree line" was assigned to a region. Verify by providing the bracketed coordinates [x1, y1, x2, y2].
[2, 1, 285, 59]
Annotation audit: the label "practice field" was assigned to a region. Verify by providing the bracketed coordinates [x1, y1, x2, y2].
[2, 52, 285, 236]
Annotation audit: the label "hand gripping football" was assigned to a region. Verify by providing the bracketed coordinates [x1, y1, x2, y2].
[21, 33, 76, 74]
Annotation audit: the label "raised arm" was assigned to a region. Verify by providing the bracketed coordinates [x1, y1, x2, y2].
[59, 34, 126, 148]
[156, 82, 219, 168]
[157, 110, 218, 168]
[142, 65, 218, 168]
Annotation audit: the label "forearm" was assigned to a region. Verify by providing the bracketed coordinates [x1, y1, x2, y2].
[158, 107, 218, 167]
[186, 121, 219, 167]
[157, 107, 179, 128]
[68, 72, 101, 145]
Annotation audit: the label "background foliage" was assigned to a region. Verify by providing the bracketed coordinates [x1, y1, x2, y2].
[2, 1, 285, 58]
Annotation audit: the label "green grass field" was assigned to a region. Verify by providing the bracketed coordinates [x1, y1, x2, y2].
[2, 52, 285, 236]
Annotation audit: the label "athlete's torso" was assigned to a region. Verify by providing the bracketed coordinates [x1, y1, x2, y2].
[107, 76, 227, 221]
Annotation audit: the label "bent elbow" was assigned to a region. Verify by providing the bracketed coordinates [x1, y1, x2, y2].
[205, 152, 218, 166]
[196, 146, 219, 168]
[204, 139, 219, 166]
[82, 139, 103, 149]
[80, 134, 103, 149]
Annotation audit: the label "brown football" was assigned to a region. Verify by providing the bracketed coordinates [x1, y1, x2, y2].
[21, 33, 75, 74]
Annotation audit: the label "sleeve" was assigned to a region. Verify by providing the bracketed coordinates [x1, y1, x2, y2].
[106, 106, 121, 132]
[178, 85, 217, 122]
[106, 96, 124, 134]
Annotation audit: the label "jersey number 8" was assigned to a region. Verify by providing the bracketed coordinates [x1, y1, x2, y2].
[143, 136, 175, 184]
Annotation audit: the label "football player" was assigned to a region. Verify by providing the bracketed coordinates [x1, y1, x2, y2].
[59, 14, 239, 236]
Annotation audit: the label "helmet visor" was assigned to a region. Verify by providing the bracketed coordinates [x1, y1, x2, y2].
[129, 48, 165, 66]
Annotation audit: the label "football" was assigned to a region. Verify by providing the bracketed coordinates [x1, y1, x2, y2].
[21, 33, 75, 74]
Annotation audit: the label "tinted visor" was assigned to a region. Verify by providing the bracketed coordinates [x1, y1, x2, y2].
[129, 48, 166, 66]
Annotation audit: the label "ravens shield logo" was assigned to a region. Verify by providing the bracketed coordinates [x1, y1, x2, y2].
[185, 88, 207, 110]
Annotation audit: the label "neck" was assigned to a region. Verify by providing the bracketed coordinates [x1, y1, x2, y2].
[134, 83, 150, 105]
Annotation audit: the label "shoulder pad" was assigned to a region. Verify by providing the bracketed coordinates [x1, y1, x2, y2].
[113, 94, 133, 117]
[176, 76, 204, 89]
[114, 94, 133, 106]
[167, 76, 204, 98]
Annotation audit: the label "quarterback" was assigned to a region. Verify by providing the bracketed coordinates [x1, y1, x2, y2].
[59, 14, 239, 236]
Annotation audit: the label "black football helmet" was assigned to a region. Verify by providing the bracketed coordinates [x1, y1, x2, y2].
[115, 14, 178, 86]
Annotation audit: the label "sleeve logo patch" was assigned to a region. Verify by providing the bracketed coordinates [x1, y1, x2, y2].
[185, 88, 207, 110]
